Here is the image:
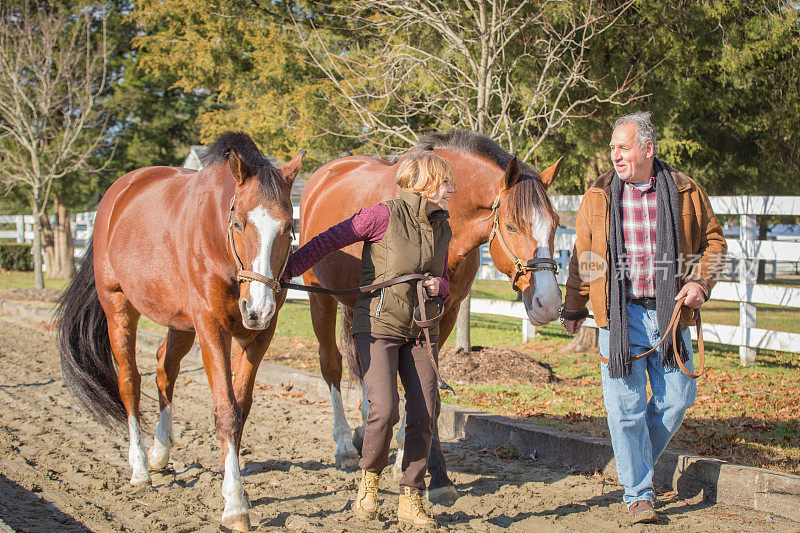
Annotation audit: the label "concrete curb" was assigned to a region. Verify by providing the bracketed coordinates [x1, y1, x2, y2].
[3, 298, 799, 522]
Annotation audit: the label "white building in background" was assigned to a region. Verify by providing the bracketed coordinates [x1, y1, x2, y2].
[182, 145, 208, 171]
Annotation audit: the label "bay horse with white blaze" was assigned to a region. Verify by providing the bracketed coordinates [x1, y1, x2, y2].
[299, 130, 562, 504]
[57, 132, 303, 532]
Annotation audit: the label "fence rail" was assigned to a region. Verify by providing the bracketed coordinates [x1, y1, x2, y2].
[3, 196, 799, 359]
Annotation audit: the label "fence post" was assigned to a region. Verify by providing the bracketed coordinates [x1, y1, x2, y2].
[739, 212, 757, 366]
[522, 319, 535, 343]
[15, 215, 24, 243]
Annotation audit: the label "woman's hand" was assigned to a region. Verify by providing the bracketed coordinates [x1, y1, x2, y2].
[422, 278, 440, 296]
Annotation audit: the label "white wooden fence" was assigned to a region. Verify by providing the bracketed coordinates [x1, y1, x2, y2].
[470, 196, 800, 362]
[3, 197, 799, 359]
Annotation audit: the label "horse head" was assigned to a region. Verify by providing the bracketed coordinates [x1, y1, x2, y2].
[226, 143, 304, 329]
[488, 156, 563, 326]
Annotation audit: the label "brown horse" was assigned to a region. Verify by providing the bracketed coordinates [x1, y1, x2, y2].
[57, 132, 303, 532]
[299, 130, 562, 503]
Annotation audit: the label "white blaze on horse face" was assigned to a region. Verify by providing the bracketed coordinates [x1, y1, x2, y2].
[221, 441, 248, 521]
[247, 206, 281, 323]
[128, 414, 150, 485]
[148, 405, 172, 471]
[526, 208, 562, 325]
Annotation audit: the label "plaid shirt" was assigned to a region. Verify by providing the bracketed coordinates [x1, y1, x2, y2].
[621, 177, 658, 298]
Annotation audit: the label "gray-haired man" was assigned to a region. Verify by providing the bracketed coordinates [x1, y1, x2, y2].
[562, 112, 726, 523]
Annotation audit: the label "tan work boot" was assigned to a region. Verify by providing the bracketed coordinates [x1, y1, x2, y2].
[353, 469, 380, 520]
[397, 486, 437, 528]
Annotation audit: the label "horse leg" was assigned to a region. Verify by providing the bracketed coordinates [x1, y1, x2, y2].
[352, 376, 369, 454]
[231, 326, 275, 435]
[149, 328, 196, 471]
[426, 417, 458, 506]
[310, 292, 358, 470]
[393, 410, 406, 479]
[230, 327, 276, 510]
[195, 318, 249, 532]
[102, 292, 149, 485]
[425, 305, 460, 506]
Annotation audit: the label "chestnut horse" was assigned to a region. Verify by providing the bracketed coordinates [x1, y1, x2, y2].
[299, 130, 562, 503]
[57, 132, 303, 532]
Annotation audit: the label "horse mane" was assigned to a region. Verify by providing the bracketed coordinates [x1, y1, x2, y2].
[414, 129, 555, 235]
[202, 131, 282, 198]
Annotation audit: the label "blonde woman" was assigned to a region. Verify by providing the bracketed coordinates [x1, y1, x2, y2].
[282, 151, 455, 527]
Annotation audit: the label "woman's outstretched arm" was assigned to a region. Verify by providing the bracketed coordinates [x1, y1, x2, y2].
[282, 204, 390, 281]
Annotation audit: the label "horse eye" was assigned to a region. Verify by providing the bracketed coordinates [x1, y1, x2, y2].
[233, 220, 242, 231]
[505, 224, 517, 233]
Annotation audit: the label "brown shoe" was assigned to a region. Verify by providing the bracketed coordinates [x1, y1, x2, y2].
[353, 470, 380, 520]
[628, 499, 658, 524]
[398, 486, 437, 528]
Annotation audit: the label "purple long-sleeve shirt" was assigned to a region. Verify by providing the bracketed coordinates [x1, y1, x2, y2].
[283, 204, 450, 301]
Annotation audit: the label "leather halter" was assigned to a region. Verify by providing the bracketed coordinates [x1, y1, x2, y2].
[226, 194, 291, 292]
[486, 192, 559, 292]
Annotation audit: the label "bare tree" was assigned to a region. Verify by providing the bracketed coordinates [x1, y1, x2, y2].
[292, 0, 644, 348]
[0, 6, 110, 287]
[292, 0, 645, 156]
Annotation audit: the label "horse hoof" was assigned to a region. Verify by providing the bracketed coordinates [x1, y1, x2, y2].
[221, 513, 251, 532]
[129, 473, 152, 486]
[148, 452, 170, 472]
[334, 453, 359, 472]
[426, 484, 459, 507]
[335, 446, 360, 471]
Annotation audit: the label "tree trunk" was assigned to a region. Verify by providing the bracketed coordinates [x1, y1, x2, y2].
[31, 197, 44, 289]
[561, 326, 598, 353]
[587, 152, 603, 190]
[52, 193, 74, 278]
[40, 212, 56, 278]
[455, 293, 471, 352]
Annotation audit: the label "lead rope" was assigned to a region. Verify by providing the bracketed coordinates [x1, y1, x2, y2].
[598, 297, 705, 379]
[414, 275, 454, 393]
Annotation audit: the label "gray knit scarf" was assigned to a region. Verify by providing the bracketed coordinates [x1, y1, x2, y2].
[607, 158, 688, 378]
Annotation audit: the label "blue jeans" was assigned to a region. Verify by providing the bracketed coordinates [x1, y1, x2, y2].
[599, 303, 697, 507]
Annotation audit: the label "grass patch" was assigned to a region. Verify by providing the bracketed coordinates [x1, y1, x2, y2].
[0, 271, 70, 291]
[471, 279, 521, 301]
[701, 299, 800, 334]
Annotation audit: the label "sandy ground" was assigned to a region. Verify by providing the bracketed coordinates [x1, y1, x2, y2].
[0, 314, 797, 532]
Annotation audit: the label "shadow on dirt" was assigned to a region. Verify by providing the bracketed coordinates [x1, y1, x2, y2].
[0, 473, 89, 532]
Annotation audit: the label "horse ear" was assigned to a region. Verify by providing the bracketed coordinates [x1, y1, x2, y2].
[228, 149, 251, 185]
[504, 156, 520, 190]
[539, 156, 564, 190]
[281, 150, 306, 186]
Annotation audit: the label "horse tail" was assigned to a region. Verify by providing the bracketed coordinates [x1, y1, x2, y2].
[56, 239, 126, 429]
[338, 306, 362, 379]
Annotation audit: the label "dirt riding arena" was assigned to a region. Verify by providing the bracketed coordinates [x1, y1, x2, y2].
[0, 313, 797, 532]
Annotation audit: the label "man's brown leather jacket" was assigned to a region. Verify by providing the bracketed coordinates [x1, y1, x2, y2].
[563, 167, 727, 328]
